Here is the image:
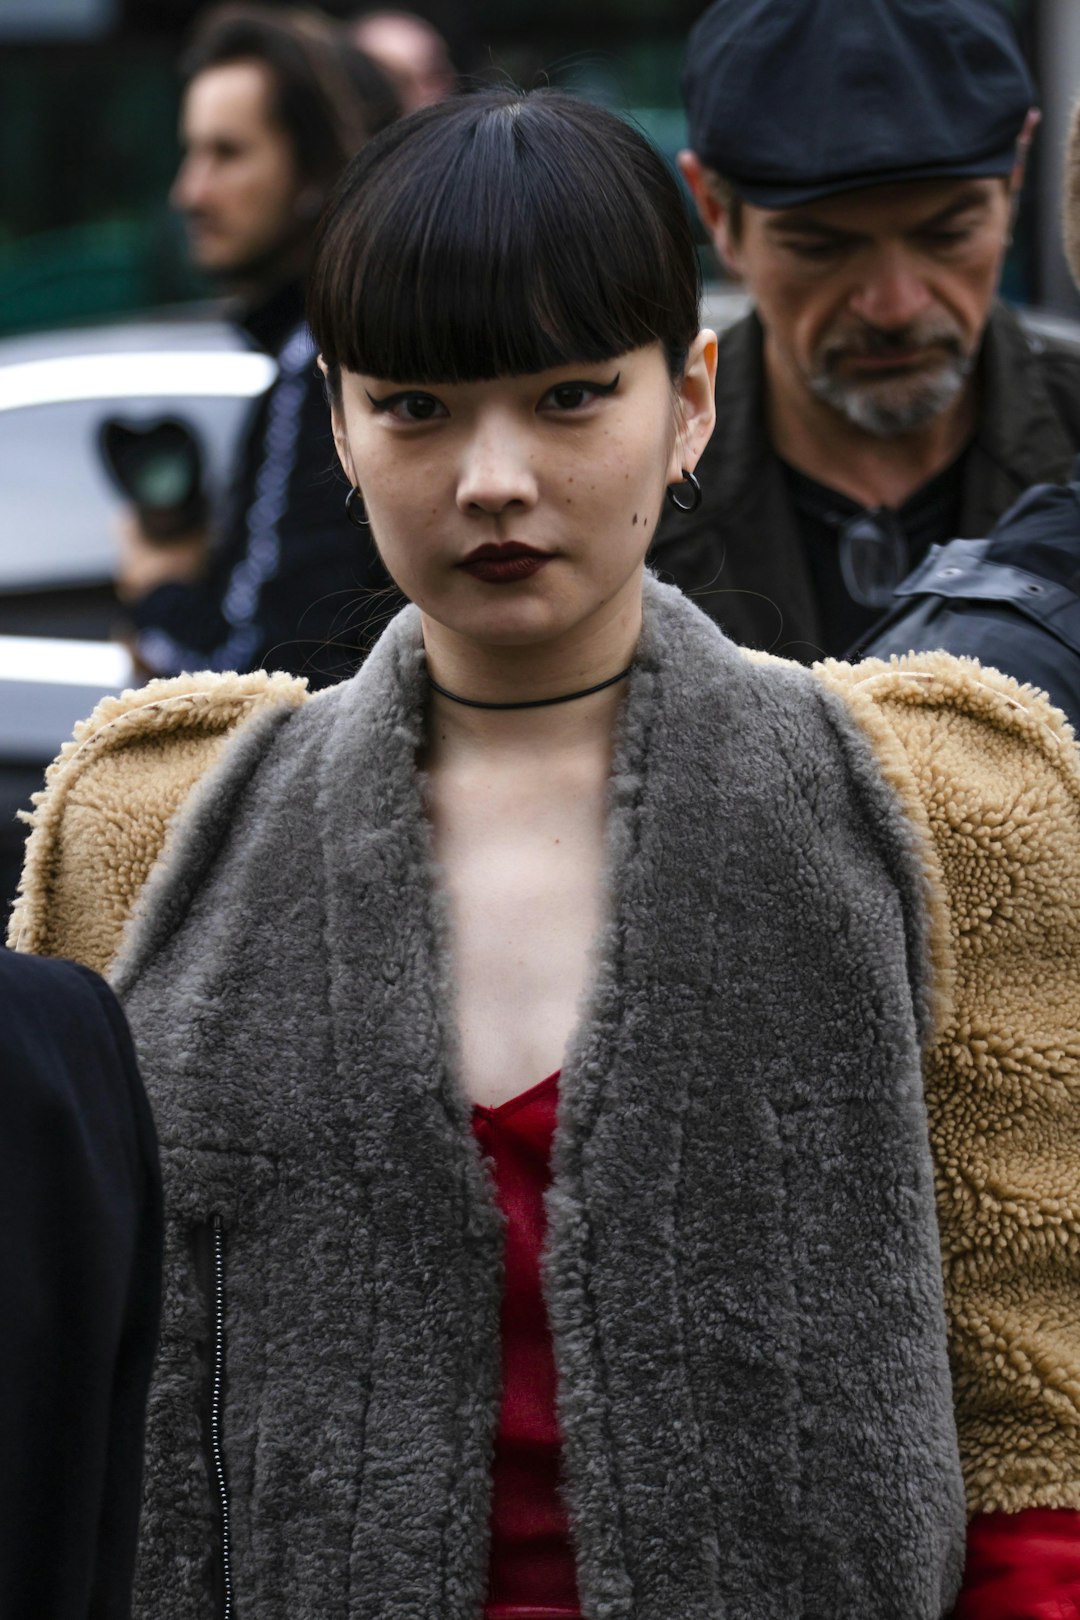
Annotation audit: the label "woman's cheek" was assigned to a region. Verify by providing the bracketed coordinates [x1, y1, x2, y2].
[360, 508, 429, 600]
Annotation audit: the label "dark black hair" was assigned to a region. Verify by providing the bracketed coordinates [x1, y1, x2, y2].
[180, 4, 401, 190]
[308, 88, 701, 390]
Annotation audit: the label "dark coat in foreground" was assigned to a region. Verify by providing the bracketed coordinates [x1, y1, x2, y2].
[0, 949, 162, 1620]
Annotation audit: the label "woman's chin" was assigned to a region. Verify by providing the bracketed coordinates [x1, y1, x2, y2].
[416, 581, 593, 649]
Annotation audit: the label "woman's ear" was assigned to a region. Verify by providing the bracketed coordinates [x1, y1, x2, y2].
[668, 328, 718, 484]
[317, 356, 357, 485]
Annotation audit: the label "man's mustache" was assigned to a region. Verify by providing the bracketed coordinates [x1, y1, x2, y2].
[819, 322, 968, 367]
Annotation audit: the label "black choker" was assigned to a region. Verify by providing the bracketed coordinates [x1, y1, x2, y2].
[428, 664, 633, 711]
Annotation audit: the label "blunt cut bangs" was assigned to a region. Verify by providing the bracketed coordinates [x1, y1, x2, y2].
[308, 88, 702, 389]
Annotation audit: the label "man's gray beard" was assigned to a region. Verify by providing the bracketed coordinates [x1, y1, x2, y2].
[807, 351, 974, 439]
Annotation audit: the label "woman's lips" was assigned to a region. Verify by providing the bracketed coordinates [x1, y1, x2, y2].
[457, 544, 552, 584]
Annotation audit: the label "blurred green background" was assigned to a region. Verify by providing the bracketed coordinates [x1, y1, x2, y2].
[0, 0, 1044, 337]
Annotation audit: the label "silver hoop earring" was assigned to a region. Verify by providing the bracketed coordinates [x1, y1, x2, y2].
[345, 486, 369, 528]
[666, 468, 702, 515]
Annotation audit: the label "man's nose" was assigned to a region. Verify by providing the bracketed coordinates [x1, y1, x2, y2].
[456, 425, 539, 516]
[170, 156, 207, 213]
[848, 254, 933, 331]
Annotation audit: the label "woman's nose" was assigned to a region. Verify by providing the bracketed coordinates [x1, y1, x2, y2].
[456, 425, 539, 516]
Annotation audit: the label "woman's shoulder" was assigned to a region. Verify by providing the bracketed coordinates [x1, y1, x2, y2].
[811, 647, 1080, 853]
[8, 669, 310, 975]
[810, 647, 1080, 1022]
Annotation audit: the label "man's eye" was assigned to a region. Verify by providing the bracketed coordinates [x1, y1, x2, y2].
[365, 390, 447, 422]
[920, 229, 973, 249]
[783, 240, 845, 261]
[540, 374, 620, 412]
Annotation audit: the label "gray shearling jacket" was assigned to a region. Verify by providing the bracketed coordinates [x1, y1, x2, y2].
[105, 578, 969, 1618]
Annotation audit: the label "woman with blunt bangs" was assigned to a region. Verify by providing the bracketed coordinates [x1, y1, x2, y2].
[12, 89, 1080, 1620]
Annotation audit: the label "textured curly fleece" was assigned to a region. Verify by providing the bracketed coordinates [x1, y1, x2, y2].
[11, 576, 1080, 1611]
[818, 654, 1080, 1514]
[8, 668, 308, 967]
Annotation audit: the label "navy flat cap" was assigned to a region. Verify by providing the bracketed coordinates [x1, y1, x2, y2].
[682, 0, 1036, 208]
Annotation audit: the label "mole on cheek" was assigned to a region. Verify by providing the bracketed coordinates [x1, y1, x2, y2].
[632, 513, 638, 526]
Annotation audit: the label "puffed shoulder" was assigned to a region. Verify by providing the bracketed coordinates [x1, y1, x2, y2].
[815, 650, 1080, 1514]
[7, 669, 309, 974]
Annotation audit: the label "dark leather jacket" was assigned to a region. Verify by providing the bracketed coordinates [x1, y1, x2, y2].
[860, 477, 1080, 734]
[651, 302, 1080, 663]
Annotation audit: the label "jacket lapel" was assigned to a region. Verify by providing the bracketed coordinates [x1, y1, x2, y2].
[300, 614, 508, 1614]
[962, 302, 1079, 535]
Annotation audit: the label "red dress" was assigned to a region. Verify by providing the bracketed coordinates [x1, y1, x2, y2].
[957, 1511, 1080, 1619]
[471, 1072, 581, 1620]
[471, 1073, 1080, 1619]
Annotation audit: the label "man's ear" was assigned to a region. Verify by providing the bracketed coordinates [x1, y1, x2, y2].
[1064, 101, 1080, 292]
[1010, 107, 1041, 201]
[668, 328, 718, 487]
[317, 355, 356, 485]
[677, 151, 743, 278]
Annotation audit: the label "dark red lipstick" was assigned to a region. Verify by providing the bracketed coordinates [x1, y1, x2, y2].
[457, 541, 552, 584]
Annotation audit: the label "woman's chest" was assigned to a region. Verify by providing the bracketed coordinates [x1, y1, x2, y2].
[430, 770, 608, 1108]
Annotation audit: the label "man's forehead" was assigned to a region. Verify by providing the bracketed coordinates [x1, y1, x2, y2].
[182, 60, 277, 137]
[759, 177, 1003, 235]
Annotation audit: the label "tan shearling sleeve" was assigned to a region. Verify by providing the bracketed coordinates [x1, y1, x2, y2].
[8, 670, 308, 977]
[818, 652, 1080, 1515]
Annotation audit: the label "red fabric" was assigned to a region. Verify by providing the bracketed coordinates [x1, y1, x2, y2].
[955, 1510, 1080, 1619]
[472, 1072, 582, 1620]
[473, 1084, 1080, 1620]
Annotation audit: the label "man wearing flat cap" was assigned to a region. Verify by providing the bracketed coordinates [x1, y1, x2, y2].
[860, 92, 1080, 734]
[654, 0, 1080, 662]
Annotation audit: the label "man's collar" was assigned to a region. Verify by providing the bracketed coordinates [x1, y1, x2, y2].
[710, 309, 777, 512]
[236, 279, 307, 356]
[723, 299, 1068, 512]
[973, 302, 1077, 492]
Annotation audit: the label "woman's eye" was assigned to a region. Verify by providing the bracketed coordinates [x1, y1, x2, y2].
[365, 389, 447, 422]
[549, 384, 591, 410]
[540, 374, 620, 413]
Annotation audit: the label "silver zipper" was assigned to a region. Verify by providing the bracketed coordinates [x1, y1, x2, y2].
[210, 1214, 235, 1620]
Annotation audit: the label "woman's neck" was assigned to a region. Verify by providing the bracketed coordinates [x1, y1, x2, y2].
[422, 579, 642, 765]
